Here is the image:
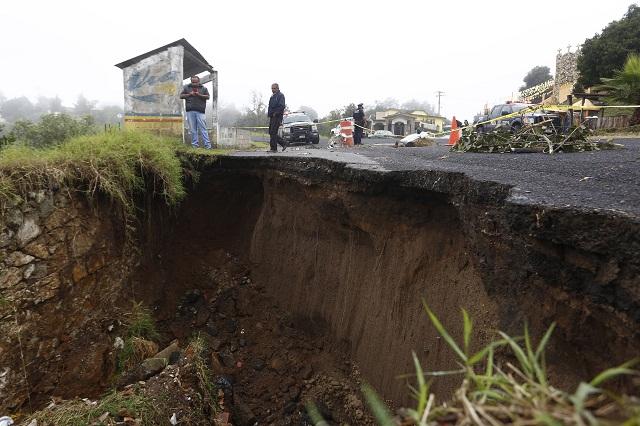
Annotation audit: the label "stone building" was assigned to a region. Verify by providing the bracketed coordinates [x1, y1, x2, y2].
[553, 47, 580, 103]
[372, 109, 445, 135]
[115, 39, 217, 140]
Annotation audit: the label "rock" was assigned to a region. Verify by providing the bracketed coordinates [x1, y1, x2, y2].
[72, 263, 88, 283]
[29, 263, 48, 280]
[6, 209, 24, 229]
[23, 263, 36, 280]
[300, 365, 313, 380]
[211, 353, 225, 374]
[168, 351, 181, 365]
[16, 217, 41, 247]
[288, 386, 301, 401]
[153, 340, 180, 361]
[283, 401, 297, 415]
[70, 232, 93, 257]
[0, 267, 22, 289]
[219, 349, 236, 368]
[268, 357, 286, 375]
[86, 254, 105, 274]
[23, 241, 50, 259]
[194, 306, 210, 327]
[251, 358, 265, 371]
[205, 319, 220, 337]
[0, 230, 14, 248]
[141, 357, 167, 379]
[37, 195, 54, 218]
[225, 319, 238, 334]
[6, 251, 35, 267]
[114, 337, 125, 349]
[33, 275, 61, 304]
[232, 399, 256, 426]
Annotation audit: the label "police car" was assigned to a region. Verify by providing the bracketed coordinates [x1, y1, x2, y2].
[278, 112, 320, 145]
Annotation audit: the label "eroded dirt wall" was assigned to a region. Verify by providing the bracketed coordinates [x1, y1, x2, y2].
[0, 190, 134, 412]
[247, 173, 499, 402]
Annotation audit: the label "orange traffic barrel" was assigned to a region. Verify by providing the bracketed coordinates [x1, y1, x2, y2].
[447, 116, 461, 146]
[339, 119, 354, 147]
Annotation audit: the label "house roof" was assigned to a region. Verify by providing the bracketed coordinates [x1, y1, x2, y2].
[115, 38, 213, 77]
[375, 109, 444, 121]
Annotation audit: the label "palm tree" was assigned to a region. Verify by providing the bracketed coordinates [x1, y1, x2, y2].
[595, 53, 640, 125]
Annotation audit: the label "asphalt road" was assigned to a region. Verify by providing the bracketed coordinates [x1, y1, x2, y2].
[244, 135, 640, 217]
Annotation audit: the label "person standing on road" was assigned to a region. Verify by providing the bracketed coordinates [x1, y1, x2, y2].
[180, 76, 211, 149]
[353, 103, 365, 145]
[268, 83, 287, 152]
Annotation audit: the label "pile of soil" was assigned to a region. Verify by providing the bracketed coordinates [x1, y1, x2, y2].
[156, 250, 375, 425]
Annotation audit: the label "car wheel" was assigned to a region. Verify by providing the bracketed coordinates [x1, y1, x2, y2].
[511, 122, 522, 133]
[312, 138, 319, 144]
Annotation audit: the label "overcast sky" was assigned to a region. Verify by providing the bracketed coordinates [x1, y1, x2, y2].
[0, 1, 635, 120]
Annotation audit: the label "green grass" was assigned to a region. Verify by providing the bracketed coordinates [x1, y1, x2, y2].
[186, 334, 219, 416]
[25, 385, 165, 426]
[0, 130, 186, 214]
[117, 303, 160, 372]
[313, 304, 640, 425]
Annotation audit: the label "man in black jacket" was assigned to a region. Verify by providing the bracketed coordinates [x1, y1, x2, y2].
[353, 103, 365, 145]
[267, 83, 287, 152]
[180, 76, 211, 148]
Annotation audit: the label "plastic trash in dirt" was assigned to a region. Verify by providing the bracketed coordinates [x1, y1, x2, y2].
[399, 132, 436, 147]
[0, 416, 14, 426]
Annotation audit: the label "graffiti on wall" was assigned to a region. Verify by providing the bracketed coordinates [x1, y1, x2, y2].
[123, 46, 183, 117]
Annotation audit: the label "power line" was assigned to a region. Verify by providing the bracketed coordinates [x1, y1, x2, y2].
[435, 91, 445, 116]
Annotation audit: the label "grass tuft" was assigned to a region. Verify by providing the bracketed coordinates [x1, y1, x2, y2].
[25, 385, 164, 426]
[0, 130, 186, 215]
[186, 334, 219, 416]
[117, 302, 160, 372]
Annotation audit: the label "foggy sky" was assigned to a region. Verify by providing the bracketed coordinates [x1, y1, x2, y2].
[0, 0, 634, 121]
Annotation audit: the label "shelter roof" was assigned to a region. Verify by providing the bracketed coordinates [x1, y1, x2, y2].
[115, 38, 213, 77]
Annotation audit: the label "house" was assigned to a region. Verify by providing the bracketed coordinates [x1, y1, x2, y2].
[372, 109, 445, 135]
[115, 38, 218, 140]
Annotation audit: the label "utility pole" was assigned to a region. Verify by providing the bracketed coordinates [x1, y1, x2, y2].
[435, 91, 445, 116]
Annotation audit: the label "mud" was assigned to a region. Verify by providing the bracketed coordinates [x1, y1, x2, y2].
[2, 154, 640, 419]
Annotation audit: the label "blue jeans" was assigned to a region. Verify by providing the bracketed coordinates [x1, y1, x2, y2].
[186, 110, 211, 148]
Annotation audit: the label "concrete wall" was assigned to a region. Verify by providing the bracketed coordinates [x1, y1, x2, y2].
[122, 46, 184, 136]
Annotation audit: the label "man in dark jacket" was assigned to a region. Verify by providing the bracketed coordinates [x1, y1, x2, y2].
[180, 76, 211, 149]
[353, 103, 365, 145]
[267, 83, 287, 152]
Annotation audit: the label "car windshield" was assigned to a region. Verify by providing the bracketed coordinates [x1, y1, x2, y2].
[283, 114, 312, 124]
[513, 105, 530, 112]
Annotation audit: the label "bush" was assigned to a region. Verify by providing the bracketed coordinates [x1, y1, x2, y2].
[8, 113, 96, 148]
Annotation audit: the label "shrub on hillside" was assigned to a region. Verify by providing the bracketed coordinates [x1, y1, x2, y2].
[9, 113, 96, 148]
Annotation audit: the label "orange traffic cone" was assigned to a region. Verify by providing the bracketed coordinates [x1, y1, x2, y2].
[447, 116, 461, 146]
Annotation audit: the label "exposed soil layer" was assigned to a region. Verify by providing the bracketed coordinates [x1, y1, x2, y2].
[2, 154, 640, 418]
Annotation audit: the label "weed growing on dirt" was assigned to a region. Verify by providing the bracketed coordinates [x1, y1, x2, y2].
[314, 303, 640, 425]
[117, 302, 160, 372]
[25, 384, 165, 426]
[186, 334, 219, 416]
[0, 130, 186, 215]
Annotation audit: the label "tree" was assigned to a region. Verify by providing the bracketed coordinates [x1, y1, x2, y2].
[9, 113, 96, 148]
[595, 53, 640, 125]
[0, 97, 36, 122]
[400, 99, 436, 114]
[519, 66, 552, 91]
[237, 91, 268, 128]
[578, 5, 640, 87]
[218, 103, 243, 127]
[73, 94, 97, 116]
[298, 105, 318, 121]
